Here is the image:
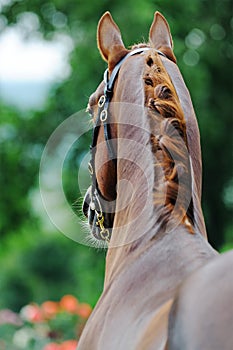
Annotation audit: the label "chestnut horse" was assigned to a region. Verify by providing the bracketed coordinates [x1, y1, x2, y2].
[79, 12, 232, 349]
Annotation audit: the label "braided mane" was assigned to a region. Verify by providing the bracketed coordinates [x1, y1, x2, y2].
[143, 51, 194, 233]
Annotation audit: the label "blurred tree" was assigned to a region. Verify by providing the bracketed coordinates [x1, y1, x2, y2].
[0, 231, 105, 311]
[0, 104, 40, 235]
[0, 0, 232, 249]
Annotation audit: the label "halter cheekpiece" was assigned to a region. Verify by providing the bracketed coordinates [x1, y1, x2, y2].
[88, 47, 166, 242]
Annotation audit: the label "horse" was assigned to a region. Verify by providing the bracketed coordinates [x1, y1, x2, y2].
[78, 11, 231, 349]
[167, 249, 233, 350]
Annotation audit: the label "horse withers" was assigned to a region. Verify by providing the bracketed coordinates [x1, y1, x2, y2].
[79, 11, 231, 350]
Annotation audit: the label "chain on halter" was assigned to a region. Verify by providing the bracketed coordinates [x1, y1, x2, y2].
[88, 47, 166, 242]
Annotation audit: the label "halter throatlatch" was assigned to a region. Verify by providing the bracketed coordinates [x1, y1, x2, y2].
[87, 48, 166, 243]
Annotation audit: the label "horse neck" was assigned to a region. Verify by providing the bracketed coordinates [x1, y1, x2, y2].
[114, 108, 156, 244]
[104, 57, 156, 284]
[104, 54, 206, 285]
[104, 119, 156, 285]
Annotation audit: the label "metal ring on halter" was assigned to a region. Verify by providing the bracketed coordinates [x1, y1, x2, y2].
[99, 228, 110, 242]
[90, 201, 95, 211]
[100, 109, 108, 122]
[98, 95, 106, 108]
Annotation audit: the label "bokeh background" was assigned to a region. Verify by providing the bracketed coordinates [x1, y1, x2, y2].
[0, 0, 232, 319]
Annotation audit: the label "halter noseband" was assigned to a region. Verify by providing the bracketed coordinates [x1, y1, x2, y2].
[88, 47, 166, 242]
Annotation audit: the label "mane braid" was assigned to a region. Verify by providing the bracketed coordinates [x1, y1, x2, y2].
[143, 52, 194, 233]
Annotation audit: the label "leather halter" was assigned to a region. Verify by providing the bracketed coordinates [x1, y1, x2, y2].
[88, 47, 166, 242]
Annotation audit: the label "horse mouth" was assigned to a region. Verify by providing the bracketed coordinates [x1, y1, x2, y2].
[82, 186, 114, 242]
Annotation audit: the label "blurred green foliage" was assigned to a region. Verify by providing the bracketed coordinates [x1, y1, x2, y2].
[0, 0, 232, 311]
[0, 227, 105, 311]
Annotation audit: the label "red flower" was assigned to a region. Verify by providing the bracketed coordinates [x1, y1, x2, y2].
[43, 340, 78, 350]
[60, 340, 78, 350]
[76, 303, 92, 319]
[41, 301, 59, 319]
[60, 295, 79, 314]
[43, 343, 61, 350]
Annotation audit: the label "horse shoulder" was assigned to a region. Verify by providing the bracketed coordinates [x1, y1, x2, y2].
[167, 250, 233, 350]
[136, 298, 173, 350]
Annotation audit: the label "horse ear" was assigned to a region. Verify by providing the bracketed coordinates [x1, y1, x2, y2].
[149, 12, 176, 63]
[97, 12, 129, 70]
